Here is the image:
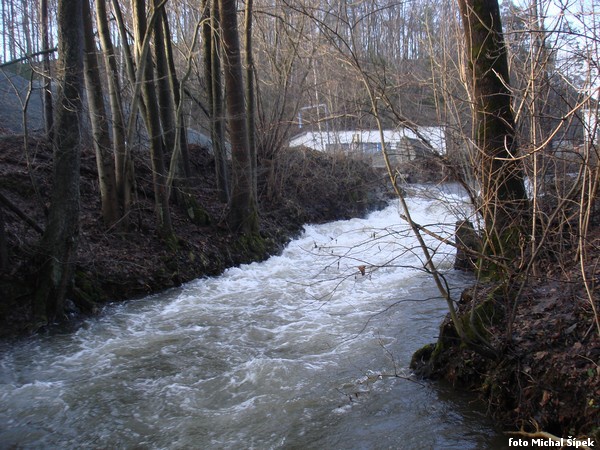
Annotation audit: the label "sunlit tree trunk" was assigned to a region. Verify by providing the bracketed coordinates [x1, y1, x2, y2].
[96, 0, 134, 219]
[82, 0, 119, 227]
[33, 0, 84, 325]
[219, 0, 258, 233]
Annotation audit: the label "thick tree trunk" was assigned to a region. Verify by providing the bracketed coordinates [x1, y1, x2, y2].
[457, 0, 528, 257]
[82, 0, 120, 227]
[33, 0, 84, 325]
[219, 0, 258, 233]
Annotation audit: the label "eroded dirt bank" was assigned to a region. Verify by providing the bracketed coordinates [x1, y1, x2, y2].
[0, 134, 389, 336]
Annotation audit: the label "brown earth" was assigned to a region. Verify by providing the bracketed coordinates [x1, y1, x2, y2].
[0, 133, 390, 337]
[411, 241, 600, 443]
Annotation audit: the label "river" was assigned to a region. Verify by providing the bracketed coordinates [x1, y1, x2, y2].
[0, 187, 509, 449]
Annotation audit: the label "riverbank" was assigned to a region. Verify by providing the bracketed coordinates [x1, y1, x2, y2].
[411, 244, 600, 443]
[0, 134, 390, 337]
[0, 192, 508, 449]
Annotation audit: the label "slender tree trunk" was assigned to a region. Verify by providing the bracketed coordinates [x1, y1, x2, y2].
[203, 0, 229, 203]
[33, 0, 84, 325]
[21, 0, 32, 55]
[82, 0, 119, 227]
[2, 0, 6, 62]
[161, 10, 201, 221]
[162, 12, 191, 179]
[153, 2, 176, 153]
[219, 0, 258, 233]
[96, 0, 133, 219]
[244, 0, 257, 201]
[132, 0, 173, 237]
[111, 0, 136, 88]
[111, 0, 148, 122]
[8, 0, 16, 60]
[457, 0, 528, 257]
[40, 0, 53, 138]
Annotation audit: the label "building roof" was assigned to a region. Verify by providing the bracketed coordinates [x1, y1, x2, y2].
[289, 127, 446, 153]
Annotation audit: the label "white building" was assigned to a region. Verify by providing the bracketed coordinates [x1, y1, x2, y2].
[288, 127, 446, 167]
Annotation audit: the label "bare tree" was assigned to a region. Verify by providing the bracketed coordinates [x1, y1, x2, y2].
[40, 0, 53, 137]
[132, 0, 173, 237]
[202, 0, 230, 202]
[95, 0, 134, 220]
[219, 0, 259, 233]
[32, 0, 84, 325]
[457, 0, 528, 264]
[245, 0, 257, 198]
[82, 0, 120, 227]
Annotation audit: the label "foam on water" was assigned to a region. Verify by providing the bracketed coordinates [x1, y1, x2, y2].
[0, 189, 507, 449]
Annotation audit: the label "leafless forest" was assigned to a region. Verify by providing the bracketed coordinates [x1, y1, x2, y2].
[0, 0, 599, 439]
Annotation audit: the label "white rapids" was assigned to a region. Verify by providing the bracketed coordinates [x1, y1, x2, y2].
[0, 186, 507, 449]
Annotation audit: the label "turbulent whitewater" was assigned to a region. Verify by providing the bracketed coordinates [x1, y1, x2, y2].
[0, 187, 505, 449]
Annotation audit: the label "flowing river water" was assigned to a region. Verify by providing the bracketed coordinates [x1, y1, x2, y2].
[0, 188, 509, 449]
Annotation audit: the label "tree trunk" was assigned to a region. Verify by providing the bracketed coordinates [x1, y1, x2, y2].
[82, 0, 119, 227]
[132, 0, 173, 237]
[202, 0, 230, 203]
[244, 0, 257, 201]
[153, 1, 176, 154]
[0, 206, 7, 271]
[95, 0, 134, 220]
[161, 10, 204, 223]
[40, 0, 53, 138]
[162, 12, 191, 179]
[33, 0, 84, 325]
[457, 0, 528, 258]
[219, 0, 258, 233]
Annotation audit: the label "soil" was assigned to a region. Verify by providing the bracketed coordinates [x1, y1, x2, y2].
[411, 240, 600, 442]
[0, 132, 390, 337]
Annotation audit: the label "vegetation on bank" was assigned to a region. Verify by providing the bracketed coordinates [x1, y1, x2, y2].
[404, 0, 600, 443]
[411, 268, 600, 442]
[0, 135, 388, 337]
[0, 0, 598, 443]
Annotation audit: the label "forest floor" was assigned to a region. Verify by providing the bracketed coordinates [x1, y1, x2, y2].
[412, 235, 600, 442]
[0, 133, 390, 337]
